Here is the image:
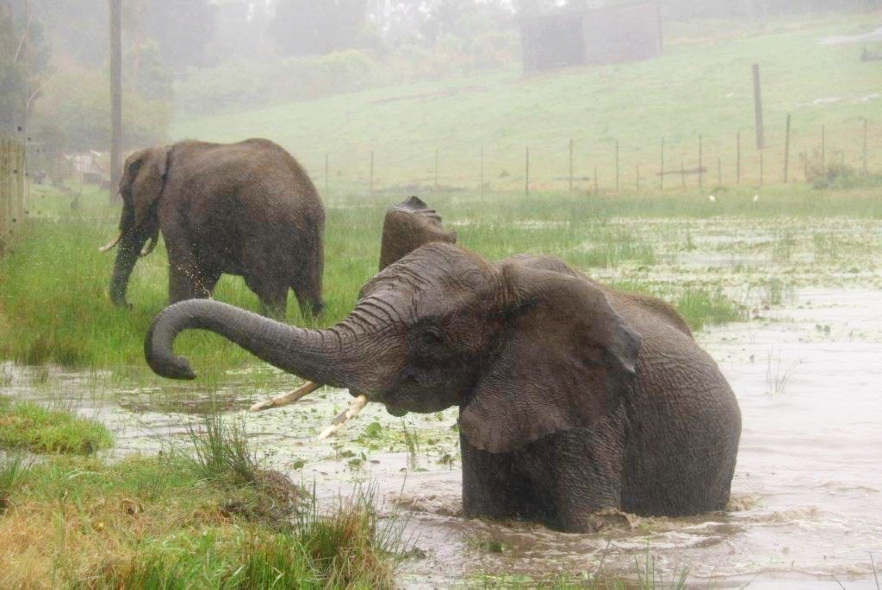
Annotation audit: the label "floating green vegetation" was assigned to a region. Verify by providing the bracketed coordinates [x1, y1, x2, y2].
[674, 288, 746, 332]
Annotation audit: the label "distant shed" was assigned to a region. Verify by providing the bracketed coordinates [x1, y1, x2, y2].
[520, 2, 663, 73]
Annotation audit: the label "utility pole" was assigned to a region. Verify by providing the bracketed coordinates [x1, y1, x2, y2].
[22, 0, 30, 139]
[109, 0, 123, 200]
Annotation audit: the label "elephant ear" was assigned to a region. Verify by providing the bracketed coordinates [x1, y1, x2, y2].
[379, 196, 457, 270]
[128, 147, 168, 228]
[459, 262, 641, 454]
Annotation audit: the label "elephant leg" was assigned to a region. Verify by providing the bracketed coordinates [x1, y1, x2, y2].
[531, 427, 625, 532]
[244, 273, 288, 319]
[167, 245, 212, 304]
[293, 287, 318, 319]
[461, 416, 627, 533]
[460, 433, 528, 520]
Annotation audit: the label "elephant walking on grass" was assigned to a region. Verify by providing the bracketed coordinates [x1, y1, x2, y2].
[144, 241, 741, 532]
[100, 138, 325, 318]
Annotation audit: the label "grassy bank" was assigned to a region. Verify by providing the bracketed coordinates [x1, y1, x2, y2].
[0, 414, 402, 588]
[171, 14, 882, 195]
[0, 395, 112, 455]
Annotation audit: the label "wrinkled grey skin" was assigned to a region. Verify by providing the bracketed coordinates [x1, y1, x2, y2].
[109, 138, 325, 318]
[145, 244, 741, 532]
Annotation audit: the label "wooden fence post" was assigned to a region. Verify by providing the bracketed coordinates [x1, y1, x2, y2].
[615, 140, 620, 192]
[753, 64, 765, 149]
[594, 167, 598, 195]
[759, 150, 764, 187]
[660, 137, 665, 190]
[434, 148, 439, 191]
[569, 139, 574, 195]
[737, 130, 741, 184]
[480, 147, 484, 199]
[324, 154, 329, 199]
[863, 119, 868, 174]
[680, 159, 686, 189]
[636, 164, 640, 192]
[717, 156, 722, 186]
[783, 114, 791, 183]
[370, 150, 374, 197]
[525, 147, 530, 198]
[821, 125, 826, 168]
[698, 134, 703, 190]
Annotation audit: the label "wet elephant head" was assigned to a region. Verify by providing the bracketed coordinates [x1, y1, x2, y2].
[378, 196, 457, 271]
[145, 243, 640, 453]
[101, 147, 167, 307]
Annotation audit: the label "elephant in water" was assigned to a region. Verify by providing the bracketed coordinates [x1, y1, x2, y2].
[145, 243, 741, 532]
[100, 138, 325, 318]
[249, 195, 457, 412]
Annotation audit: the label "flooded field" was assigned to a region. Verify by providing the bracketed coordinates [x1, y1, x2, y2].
[3, 216, 882, 588]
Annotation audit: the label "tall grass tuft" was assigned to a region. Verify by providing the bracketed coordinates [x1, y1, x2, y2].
[401, 419, 421, 468]
[295, 483, 404, 588]
[181, 412, 258, 486]
[675, 288, 746, 332]
[0, 453, 28, 512]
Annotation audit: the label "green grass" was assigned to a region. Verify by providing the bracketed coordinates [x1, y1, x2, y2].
[171, 14, 882, 196]
[0, 437, 401, 588]
[0, 395, 112, 455]
[3, 180, 877, 373]
[674, 288, 747, 331]
[181, 412, 260, 487]
[0, 453, 28, 513]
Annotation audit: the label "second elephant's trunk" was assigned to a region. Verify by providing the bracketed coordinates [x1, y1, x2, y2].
[145, 299, 370, 390]
[109, 232, 147, 307]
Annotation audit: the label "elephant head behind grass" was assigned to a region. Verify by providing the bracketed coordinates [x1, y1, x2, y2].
[145, 243, 741, 532]
[378, 196, 457, 271]
[100, 138, 325, 318]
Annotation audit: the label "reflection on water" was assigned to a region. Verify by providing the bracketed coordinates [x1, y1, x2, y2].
[3, 287, 882, 587]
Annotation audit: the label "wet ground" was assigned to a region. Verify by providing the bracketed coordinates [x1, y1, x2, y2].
[3, 217, 882, 588]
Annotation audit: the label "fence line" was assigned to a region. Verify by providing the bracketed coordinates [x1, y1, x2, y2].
[291, 118, 877, 200]
[1, 134, 27, 247]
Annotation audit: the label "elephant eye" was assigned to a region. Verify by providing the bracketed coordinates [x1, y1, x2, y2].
[420, 329, 443, 346]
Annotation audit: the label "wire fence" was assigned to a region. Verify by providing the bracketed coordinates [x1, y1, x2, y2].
[280, 117, 879, 203]
[0, 134, 27, 248]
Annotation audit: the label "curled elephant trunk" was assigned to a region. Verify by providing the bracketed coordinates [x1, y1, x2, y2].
[145, 299, 368, 390]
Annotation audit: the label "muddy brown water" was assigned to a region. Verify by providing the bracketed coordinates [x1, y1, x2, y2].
[4, 216, 882, 587]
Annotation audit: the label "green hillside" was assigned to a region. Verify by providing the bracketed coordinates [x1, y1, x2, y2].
[171, 14, 882, 197]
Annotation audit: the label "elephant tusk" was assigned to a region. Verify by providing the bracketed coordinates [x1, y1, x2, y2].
[98, 232, 122, 253]
[318, 394, 368, 440]
[249, 380, 321, 412]
[139, 237, 157, 257]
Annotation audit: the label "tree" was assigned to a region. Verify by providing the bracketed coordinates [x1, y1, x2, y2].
[30, 64, 170, 151]
[269, 0, 368, 56]
[135, 0, 218, 72]
[1, 1, 51, 134]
